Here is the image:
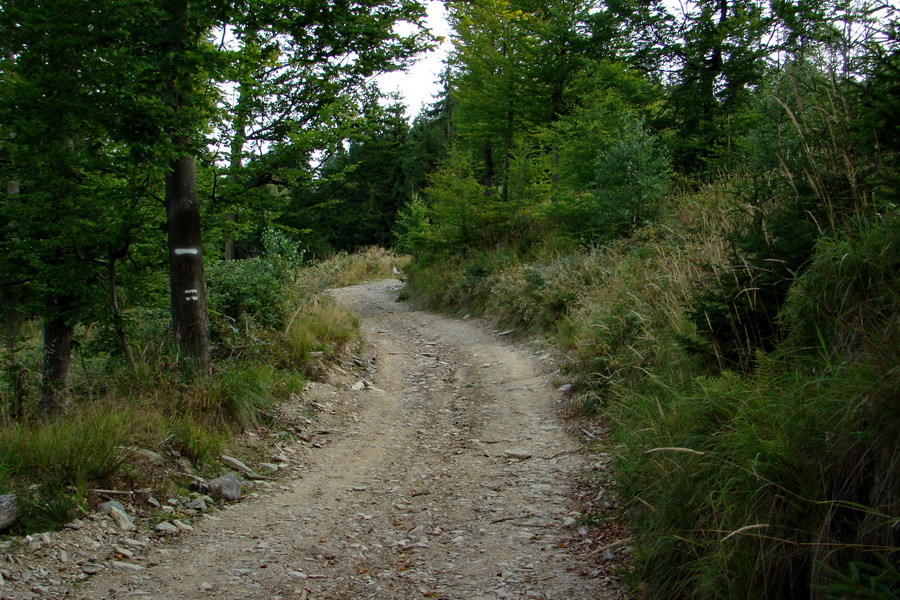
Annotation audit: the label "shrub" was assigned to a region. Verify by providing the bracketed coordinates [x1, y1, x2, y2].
[207, 256, 292, 330]
[206, 226, 306, 344]
[547, 118, 671, 244]
[611, 210, 900, 599]
[780, 211, 900, 366]
[682, 66, 883, 371]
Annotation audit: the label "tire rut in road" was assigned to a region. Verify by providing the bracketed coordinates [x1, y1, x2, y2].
[66, 279, 619, 600]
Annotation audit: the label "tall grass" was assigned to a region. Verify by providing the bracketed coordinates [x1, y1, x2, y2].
[403, 187, 899, 596]
[0, 363, 286, 531]
[290, 246, 408, 300]
[283, 298, 360, 366]
[0, 248, 398, 533]
[181, 365, 277, 429]
[612, 346, 899, 598]
[0, 403, 131, 530]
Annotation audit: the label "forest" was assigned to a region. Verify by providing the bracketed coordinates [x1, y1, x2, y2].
[2, 0, 899, 598]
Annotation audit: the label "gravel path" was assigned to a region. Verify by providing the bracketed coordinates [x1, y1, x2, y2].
[1, 279, 624, 600]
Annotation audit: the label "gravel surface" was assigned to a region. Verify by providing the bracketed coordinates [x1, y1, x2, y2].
[0, 279, 627, 600]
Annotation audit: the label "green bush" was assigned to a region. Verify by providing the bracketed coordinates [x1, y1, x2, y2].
[682, 66, 882, 371]
[611, 211, 900, 599]
[206, 226, 305, 342]
[396, 146, 543, 261]
[780, 212, 900, 365]
[547, 119, 671, 243]
[207, 256, 292, 330]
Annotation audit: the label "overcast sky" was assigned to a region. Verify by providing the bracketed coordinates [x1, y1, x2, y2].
[376, 0, 452, 120]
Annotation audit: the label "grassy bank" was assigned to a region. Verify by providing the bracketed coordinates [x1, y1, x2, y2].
[0, 247, 401, 534]
[404, 190, 900, 598]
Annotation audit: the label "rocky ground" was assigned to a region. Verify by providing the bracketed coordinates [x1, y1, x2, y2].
[0, 279, 629, 600]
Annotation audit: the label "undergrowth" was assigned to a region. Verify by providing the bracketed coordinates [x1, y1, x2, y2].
[403, 188, 899, 597]
[0, 248, 390, 533]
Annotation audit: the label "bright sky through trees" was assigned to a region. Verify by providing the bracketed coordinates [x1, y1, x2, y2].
[377, 0, 452, 118]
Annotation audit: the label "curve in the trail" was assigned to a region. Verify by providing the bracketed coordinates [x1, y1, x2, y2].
[64, 279, 620, 600]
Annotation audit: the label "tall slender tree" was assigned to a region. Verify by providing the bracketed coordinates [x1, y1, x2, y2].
[1, 0, 431, 390]
[213, 0, 430, 261]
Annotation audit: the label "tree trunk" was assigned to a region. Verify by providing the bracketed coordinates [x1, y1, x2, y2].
[482, 140, 494, 191]
[4, 168, 26, 419]
[223, 214, 237, 261]
[224, 83, 249, 262]
[165, 152, 211, 374]
[41, 311, 74, 416]
[107, 256, 135, 368]
[3, 279, 25, 420]
[502, 118, 513, 203]
[162, 0, 210, 374]
[40, 138, 79, 416]
[549, 82, 564, 204]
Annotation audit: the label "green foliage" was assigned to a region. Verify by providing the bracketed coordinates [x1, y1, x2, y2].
[549, 119, 671, 242]
[0, 405, 130, 530]
[0, 408, 129, 487]
[402, 4, 900, 600]
[205, 226, 308, 361]
[818, 554, 900, 600]
[611, 351, 899, 599]
[397, 147, 518, 259]
[169, 417, 227, 465]
[207, 256, 291, 329]
[405, 223, 706, 402]
[854, 46, 900, 197]
[682, 64, 886, 370]
[780, 211, 900, 365]
[608, 208, 900, 599]
[662, 0, 771, 174]
[1, 0, 433, 394]
[207, 227, 304, 330]
[547, 62, 664, 190]
[283, 103, 414, 254]
[394, 192, 432, 256]
[14, 485, 87, 534]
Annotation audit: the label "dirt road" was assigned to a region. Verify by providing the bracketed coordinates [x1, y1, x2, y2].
[4, 279, 623, 600]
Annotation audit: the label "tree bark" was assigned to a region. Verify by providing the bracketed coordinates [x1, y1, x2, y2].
[107, 255, 135, 368]
[223, 214, 237, 261]
[40, 138, 79, 415]
[3, 163, 26, 419]
[41, 311, 74, 416]
[3, 278, 25, 420]
[165, 152, 211, 374]
[161, 0, 210, 374]
[224, 82, 249, 262]
[502, 109, 513, 202]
